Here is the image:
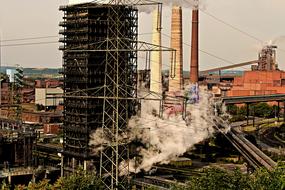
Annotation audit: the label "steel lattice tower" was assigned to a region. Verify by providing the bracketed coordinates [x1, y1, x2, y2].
[60, 1, 175, 189]
[60, 3, 138, 189]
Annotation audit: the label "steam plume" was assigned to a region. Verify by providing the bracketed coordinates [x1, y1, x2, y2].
[137, 0, 206, 13]
[127, 86, 214, 172]
[90, 86, 215, 173]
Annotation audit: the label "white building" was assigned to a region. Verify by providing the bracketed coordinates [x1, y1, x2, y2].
[6, 69, 17, 82]
[35, 87, 63, 107]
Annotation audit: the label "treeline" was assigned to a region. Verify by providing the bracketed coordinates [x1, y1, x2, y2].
[2, 164, 285, 190]
[1, 169, 103, 190]
[170, 164, 285, 190]
[227, 103, 280, 122]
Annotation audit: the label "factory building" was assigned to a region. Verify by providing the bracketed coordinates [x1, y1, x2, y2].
[35, 87, 63, 107]
[227, 70, 285, 96]
[227, 45, 285, 96]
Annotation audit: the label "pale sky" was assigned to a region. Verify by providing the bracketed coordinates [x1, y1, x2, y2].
[1, 0, 285, 71]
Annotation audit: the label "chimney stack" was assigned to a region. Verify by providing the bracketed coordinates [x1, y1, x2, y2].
[190, 9, 199, 84]
[169, 6, 183, 92]
[150, 8, 162, 94]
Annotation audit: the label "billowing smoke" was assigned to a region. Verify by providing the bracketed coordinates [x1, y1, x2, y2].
[272, 36, 285, 45]
[261, 36, 285, 48]
[138, 0, 206, 13]
[126, 86, 214, 172]
[69, 0, 206, 12]
[90, 86, 215, 173]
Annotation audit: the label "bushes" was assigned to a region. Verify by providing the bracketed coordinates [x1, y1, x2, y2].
[227, 103, 278, 122]
[1, 169, 103, 190]
[172, 163, 285, 190]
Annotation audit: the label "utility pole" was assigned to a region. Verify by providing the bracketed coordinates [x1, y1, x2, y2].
[0, 32, 2, 123]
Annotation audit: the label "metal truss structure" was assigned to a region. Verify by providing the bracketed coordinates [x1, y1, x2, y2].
[6, 65, 24, 122]
[60, 1, 175, 189]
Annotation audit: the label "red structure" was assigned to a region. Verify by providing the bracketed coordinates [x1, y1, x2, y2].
[227, 70, 285, 96]
[43, 123, 61, 134]
[35, 79, 62, 88]
[190, 9, 199, 84]
[225, 45, 285, 97]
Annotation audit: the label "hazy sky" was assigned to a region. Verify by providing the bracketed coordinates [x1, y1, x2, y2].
[1, 0, 285, 71]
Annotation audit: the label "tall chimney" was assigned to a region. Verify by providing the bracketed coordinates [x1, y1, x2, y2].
[150, 8, 162, 94]
[169, 6, 183, 92]
[190, 9, 199, 84]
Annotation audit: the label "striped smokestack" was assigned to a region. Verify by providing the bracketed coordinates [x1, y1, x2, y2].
[169, 6, 183, 92]
[150, 8, 162, 94]
[190, 9, 199, 84]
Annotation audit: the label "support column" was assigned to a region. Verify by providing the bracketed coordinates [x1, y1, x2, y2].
[277, 101, 280, 122]
[72, 157, 75, 173]
[246, 103, 249, 125]
[61, 155, 64, 177]
[252, 104, 255, 128]
[283, 101, 285, 122]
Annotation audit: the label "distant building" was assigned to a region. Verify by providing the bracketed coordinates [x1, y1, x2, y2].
[35, 79, 62, 88]
[6, 69, 17, 82]
[35, 87, 63, 107]
[223, 45, 285, 97]
[227, 70, 285, 96]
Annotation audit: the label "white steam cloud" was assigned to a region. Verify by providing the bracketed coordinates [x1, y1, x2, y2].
[138, 0, 206, 13]
[127, 86, 214, 172]
[68, 0, 206, 12]
[90, 86, 215, 173]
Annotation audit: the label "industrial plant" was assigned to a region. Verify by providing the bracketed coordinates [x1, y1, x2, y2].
[0, 0, 285, 190]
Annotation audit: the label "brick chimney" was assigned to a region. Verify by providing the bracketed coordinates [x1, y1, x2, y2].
[169, 6, 183, 92]
[190, 9, 199, 84]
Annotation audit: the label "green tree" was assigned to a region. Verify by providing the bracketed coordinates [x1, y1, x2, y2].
[1, 181, 10, 190]
[252, 103, 273, 118]
[182, 167, 251, 190]
[251, 164, 285, 190]
[56, 169, 102, 190]
[227, 105, 239, 115]
[1, 169, 103, 190]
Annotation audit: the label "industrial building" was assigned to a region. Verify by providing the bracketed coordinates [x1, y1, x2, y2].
[59, 2, 138, 188]
[227, 45, 285, 96]
[35, 87, 63, 107]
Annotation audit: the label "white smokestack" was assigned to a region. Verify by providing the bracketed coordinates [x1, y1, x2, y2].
[150, 8, 162, 96]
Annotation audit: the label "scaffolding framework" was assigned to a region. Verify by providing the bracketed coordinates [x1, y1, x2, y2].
[60, 1, 175, 189]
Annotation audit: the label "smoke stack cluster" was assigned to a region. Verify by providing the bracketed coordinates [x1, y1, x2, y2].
[169, 6, 183, 92]
[190, 9, 199, 84]
[150, 9, 162, 94]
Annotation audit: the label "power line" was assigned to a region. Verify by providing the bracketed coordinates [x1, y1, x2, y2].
[201, 10, 285, 56]
[161, 32, 251, 70]
[200, 10, 263, 43]
[0, 41, 59, 47]
[161, 32, 235, 65]
[0, 35, 59, 43]
[0, 32, 153, 44]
